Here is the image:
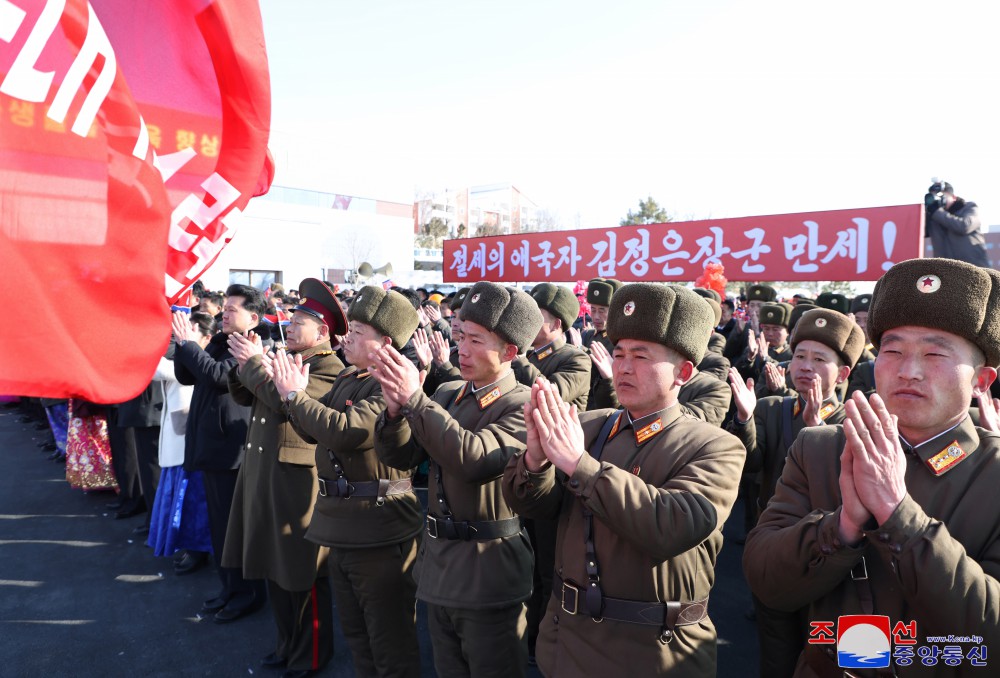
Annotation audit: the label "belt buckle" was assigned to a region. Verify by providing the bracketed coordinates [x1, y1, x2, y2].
[851, 556, 868, 581]
[317, 478, 328, 498]
[561, 581, 580, 615]
[426, 515, 440, 539]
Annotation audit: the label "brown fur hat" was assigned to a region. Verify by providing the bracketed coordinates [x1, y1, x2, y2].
[530, 283, 580, 331]
[790, 308, 866, 368]
[347, 286, 420, 349]
[607, 284, 714, 364]
[460, 282, 544, 352]
[868, 258, 1000, 367]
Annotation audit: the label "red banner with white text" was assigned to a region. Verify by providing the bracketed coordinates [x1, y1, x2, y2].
[0, 0, 270, 402]
[444, 205, 923, 284]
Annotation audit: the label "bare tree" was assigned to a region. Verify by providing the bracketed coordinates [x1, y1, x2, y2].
[522, 208, 561, 233]
[339, 230, 375, 274]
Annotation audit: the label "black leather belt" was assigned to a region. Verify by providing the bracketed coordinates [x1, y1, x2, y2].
[425, 513, 522, 541]
[317, 476, 413, 505]
[554, 574, 708, 629]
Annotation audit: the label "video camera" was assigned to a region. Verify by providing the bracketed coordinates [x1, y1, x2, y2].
[924, 178, 952, 214]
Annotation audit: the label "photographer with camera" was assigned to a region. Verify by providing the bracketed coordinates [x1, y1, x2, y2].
[924, 179, 990, 267]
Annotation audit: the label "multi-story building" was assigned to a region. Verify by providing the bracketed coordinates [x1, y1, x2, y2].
[414, 183, 540, 238]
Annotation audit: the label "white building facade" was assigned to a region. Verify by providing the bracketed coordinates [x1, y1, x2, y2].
[197, 186, 417, 293]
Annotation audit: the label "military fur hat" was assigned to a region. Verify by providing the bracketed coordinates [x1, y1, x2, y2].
[607, 284, 714, 364]
[586, 278, 619, 307]
[789, 301, 817, 332]
[450, 287, 471, 313]
[691, 289, 723, 326]
[816, 292, 850, 315]
[746, 284, 777, 303]
[849, 294, 872, 314]
[790, 308, 866, 368]
[692, 287, 722, 303]
[530, 283, 580, 331]
[868, 258, 1000, 367]
[296, 278, 348, 336]
[697, 295, 722, 325]
[759, 303, 793, 328]
[460, 282, 543, 352]
[347, 286, 420, 349]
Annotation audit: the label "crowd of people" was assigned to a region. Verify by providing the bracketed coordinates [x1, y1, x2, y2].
[8, 255, 1000, 677]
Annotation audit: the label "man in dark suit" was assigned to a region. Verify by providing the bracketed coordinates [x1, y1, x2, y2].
[172, 284, 269, 623]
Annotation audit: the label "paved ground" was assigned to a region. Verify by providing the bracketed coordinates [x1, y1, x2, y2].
[0, 404, 760, 677]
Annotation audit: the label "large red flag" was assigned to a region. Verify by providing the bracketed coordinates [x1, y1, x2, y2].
[0, 0, 271, 402]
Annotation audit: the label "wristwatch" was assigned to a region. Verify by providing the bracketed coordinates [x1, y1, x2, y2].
[285, 390, 299, 402]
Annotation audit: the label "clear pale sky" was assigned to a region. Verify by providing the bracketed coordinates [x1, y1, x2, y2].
[259, 0, 1000, 230]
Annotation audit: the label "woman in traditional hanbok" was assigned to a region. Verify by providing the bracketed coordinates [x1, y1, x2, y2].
[148, 312, 214, 570]
[65, 399, 118, 491]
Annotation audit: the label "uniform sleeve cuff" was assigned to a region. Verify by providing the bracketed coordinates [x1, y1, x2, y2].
[816, 507, 868, 559]
[863, 494, 929, 556]
[516, 454, 554, 485]
[399, 389, 432, 421]
[566, 452, 602, 498]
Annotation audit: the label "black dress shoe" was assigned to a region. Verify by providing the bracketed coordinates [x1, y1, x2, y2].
[131, 525, 149, 536]
[174, 551, 208, 575]
[105, 499, 124, 510]
[200, 595, 230, 615]
[281, 670, 316, 678]
[214, 600, 263, 624]
[260, 652, 287, 668]
[114, 503, 146, 520]
[39, 441, 58, 452]
[47, 450, 63, 461]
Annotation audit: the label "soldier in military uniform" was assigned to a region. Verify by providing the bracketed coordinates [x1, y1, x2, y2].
[735, 301, 794, 385]
[223, 279, 347, 677]
[370, 281, 543, 678]
[578, 278, 619, 350]
[673, 294, 732, 426]
[744, 258, 1000, 676]
[587, 294, 730, 426]
[522, 283, 591, 409]
[421, 287, 468, 394]
[728, 307, 864, 677]
[574, 278, 620, 411]
[724, 283, 777, 362]
[730, 307, 864, 517]
[503, 283, 745, 677]
[846, 293, 877, 399]
[270, 286, 423, 678]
